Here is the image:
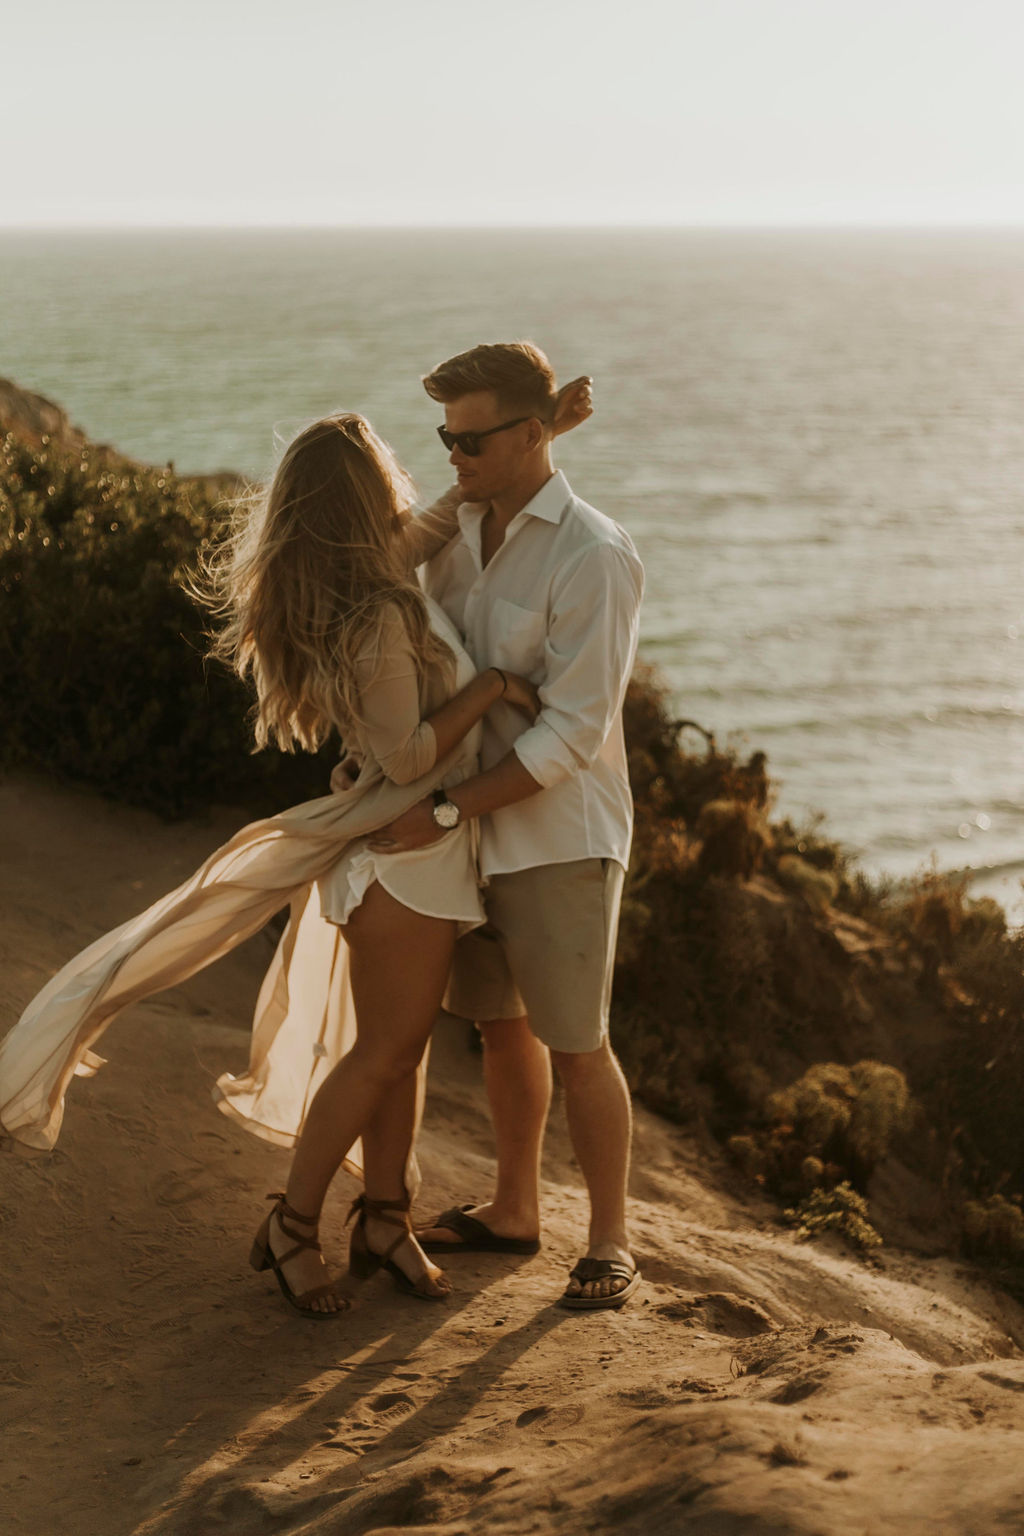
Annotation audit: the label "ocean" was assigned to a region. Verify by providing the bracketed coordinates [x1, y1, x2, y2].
[2, 227, 1023, 910]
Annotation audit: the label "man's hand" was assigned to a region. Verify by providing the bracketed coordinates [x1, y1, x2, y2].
[368, 797, 448, 853]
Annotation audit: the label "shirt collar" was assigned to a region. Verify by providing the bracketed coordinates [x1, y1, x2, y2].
[521, 469, 572, 525]
[457, 469, 572, 537]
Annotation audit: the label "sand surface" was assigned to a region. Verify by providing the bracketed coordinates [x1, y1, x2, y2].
[2, 773, 1024, 1536]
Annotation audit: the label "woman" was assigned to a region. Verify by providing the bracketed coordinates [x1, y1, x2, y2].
[0, 382, 591, 1320]
[217, 409, 542, 1316]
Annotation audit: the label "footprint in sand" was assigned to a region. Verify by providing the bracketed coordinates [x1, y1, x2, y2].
[515, 1405, 585, 1431]
[658, 1292, 775, 1338]
[614, 1387, 676, 1409]
[368, 1391, 416, 1423]
[516, 1406, 549, 1428]
[150, 1169, 217, 1207]
[770, 1372, 827, 1405]
[809, 1328, 864, 1354]
[979, 1371, 1024, 1394]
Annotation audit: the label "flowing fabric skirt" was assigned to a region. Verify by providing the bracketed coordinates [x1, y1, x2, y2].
[0, 746, 474, 1166]
[1, 598, 482, 1163]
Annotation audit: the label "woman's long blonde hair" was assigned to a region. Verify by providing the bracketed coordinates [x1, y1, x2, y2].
[200, 413, 453, 752]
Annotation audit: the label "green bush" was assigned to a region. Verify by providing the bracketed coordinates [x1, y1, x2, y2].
[0, 431, 333, 815]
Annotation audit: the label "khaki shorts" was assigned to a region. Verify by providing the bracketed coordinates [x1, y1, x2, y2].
[444, 858, 625, 1054]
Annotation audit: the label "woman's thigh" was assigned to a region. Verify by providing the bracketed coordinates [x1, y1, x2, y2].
[343, 880, 456, 1059]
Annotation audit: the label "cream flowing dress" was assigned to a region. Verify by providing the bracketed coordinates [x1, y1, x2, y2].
[0, 505, 481, 1169]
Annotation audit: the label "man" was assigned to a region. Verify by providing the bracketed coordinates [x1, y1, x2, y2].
[369, 342, 644, 1308]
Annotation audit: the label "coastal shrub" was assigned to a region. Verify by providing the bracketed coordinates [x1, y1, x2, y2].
[785, 1183, 883, 1252]
[623, 666, 771, 827]
[0, 431, 333, 814]
[768, 813, 897, 923]
[962, 1195, 1024, 1259]
[727, 1061, 910, 1202]
[939, 925, 1024, 1196]
[889, 868, 968, 984]
[771, 1061, 910, 1176]
[774, 853, 838, 914]
[695, 798, 772, 881]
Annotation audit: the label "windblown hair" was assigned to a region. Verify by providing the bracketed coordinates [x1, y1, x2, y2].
[422, 341, 557, 423]
[198, 413, 454, 752]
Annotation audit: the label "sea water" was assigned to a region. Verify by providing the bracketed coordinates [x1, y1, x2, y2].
[2, 227, 1023, 908]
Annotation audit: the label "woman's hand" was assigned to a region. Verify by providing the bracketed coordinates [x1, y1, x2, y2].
[552, 376, 593, 437]
[498, 671, 541, 722]
[330, 753, 362, 793]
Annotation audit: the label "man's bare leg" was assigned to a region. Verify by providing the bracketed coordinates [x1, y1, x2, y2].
[551, 1039, 634, 1301]
[418, 1014, 552, 1244]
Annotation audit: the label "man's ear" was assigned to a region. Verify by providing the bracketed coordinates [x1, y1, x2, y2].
[525, 418, 547, 451]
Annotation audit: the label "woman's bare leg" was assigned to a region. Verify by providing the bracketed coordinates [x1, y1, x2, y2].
[358, 1062, 450, 1296]
[267, 882, 456, 1310]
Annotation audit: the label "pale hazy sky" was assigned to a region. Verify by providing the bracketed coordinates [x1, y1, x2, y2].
[5, 0, 1024, 226]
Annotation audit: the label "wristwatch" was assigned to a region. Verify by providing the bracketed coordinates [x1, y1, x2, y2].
[432, 788, 461, 830]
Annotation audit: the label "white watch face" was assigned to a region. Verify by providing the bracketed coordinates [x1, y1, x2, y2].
[433, 800, 460, 829]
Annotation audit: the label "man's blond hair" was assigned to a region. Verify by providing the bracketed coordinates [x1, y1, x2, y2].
[422, 341, 557, 422]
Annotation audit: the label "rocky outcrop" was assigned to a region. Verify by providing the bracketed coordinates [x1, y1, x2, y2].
[0, 376, 241, 493]
[0, 377, 98, 457]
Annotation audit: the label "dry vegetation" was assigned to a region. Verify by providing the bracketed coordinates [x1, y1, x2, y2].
[3, 378, 1023, 1296]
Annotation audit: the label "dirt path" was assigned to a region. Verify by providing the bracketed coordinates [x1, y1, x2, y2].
[2, 774, 1023, 1535]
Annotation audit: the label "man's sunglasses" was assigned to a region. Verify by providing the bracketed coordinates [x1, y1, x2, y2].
[436, 416, 531, 457]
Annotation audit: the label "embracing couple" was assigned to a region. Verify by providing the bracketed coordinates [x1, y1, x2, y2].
[0, 341, 644, 1322]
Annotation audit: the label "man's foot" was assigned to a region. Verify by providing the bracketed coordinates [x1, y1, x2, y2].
[417, 1200, 541, 1255]
[559, 1242, 640, 1310]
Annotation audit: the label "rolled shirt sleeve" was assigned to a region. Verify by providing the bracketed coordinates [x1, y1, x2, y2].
[512, 541, 644, 790]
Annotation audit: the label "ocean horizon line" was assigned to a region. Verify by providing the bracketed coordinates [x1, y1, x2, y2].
[3, 220, 1024, 236]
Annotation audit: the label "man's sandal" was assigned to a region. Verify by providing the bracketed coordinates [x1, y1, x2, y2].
[250, 1192, 350, 1320]
[418, 1204, 541, 1255]
[558, 1256, 642, 1311]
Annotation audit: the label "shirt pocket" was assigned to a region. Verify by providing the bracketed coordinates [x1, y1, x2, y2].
[487, 597, 548, 679]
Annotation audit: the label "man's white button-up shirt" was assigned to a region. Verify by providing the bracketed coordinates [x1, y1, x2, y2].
[422, 470, 645, 878]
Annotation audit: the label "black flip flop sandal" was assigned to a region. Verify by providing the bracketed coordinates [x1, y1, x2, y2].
[418, 1204, 541, 1255]
[558, 1256, 641, 1310]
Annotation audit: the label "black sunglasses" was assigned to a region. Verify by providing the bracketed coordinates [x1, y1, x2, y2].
[436, 416, 531, 457]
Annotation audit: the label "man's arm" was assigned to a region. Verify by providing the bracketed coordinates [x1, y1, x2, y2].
[368, 535, 644, 853]
[508, 540, 644, 790]
[367, 751, 543, 852]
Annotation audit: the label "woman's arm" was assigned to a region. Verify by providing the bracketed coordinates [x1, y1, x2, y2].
[353, 608, 537, 787]
[400, 484, 463, 568]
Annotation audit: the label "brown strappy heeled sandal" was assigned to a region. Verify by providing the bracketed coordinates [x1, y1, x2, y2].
[346, 1193, 450, 1302]
[250, 1191, 350, 1320]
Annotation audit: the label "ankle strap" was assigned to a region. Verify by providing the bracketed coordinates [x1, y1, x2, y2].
[345, 1192, 410, 1229]
[268, 1190, 320, 1227]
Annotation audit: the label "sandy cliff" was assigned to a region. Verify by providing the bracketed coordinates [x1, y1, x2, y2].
[2, 773, 1023, 1536]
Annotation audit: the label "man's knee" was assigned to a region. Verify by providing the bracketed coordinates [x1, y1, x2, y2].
[477, 1014, 534, 1051]
[550, 1036, 617, 1083]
